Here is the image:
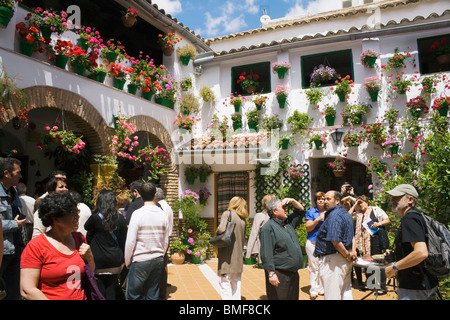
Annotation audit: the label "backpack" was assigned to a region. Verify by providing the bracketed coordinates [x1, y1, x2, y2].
[414, 209, 450, 277]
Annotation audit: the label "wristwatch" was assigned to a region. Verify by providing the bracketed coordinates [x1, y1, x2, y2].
[268, 271, 276, 278]
[392, 262, 398, 271]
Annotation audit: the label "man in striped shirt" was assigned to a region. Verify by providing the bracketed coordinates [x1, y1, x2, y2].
[124, 182, 169, 300]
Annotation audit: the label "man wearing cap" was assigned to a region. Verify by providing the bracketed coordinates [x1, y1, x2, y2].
[385, 184, 439, 300]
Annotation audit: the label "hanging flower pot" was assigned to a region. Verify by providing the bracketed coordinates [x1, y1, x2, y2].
[409, 109, 421, 119]
[142, 90, 153, 101]
[248, 123, 258, 132]
[233, 122, 242, 131]
[314, 140, 323, 150]
[199, 174, 207, 183]
[73, 64, 86, 76]
[281, 138, 290, 150]
[438, 106, 448, 117]
[333, 169, 345, 177]
[155, 97, 175, 109]
[337, 92, 346, 102]
[325, 115, 335, 126]
[276, 68, 287, 79]
[77, 38, 88, 50]
[127, 83, 138, 95]
[436, 54, 450, 66]
[180, 55, 191, 66]
[369, 90, 379, 102]
[121, 15, 136, 27]
[0, 7, 14, 29]
[162, 45, 174, 56]
[113, 78, 126, 90]
[246, 86, 257, 94]
[390, 144, 399, 155]
[104, 51, 118, 63]
[187, 177, 195, 185]
[94, 71, 106, 83]
[54, 54, 68, 69]
[233, 103, 241, 113]
[277, 96, 287, 109]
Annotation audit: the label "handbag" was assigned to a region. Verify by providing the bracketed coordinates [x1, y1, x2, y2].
[76, 232, 106, 300]
[210, 211, 236, 248]
[372, 207, 390, 250]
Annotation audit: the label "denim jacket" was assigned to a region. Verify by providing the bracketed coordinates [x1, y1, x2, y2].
[0, 184, 23, 255]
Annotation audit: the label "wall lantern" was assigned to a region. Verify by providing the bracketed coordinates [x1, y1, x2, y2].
[331, 128, 345, 145]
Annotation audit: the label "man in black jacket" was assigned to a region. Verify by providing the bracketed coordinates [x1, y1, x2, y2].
[125, 180, 144, 226]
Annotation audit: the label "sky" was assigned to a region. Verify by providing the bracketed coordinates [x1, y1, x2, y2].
[151, 0, 343, 39]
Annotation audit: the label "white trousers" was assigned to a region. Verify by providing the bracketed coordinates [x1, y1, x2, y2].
[319, 253, 353, 300]
[305, 239, 324, 295]
[219, 273, 242, 300]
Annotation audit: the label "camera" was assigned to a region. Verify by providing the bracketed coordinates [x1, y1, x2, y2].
[346, 185, 352, 192]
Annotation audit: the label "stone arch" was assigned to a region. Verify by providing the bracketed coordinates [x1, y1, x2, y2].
[21, 85, 113, 154]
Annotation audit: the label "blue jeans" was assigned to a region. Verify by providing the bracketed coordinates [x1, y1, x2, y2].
[398, 286, 438, 300]
[126, 256, 164, 300]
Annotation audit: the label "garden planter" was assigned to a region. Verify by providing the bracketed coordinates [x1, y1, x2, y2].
[276, 68, 287, 79]
[191, 254, 201, 264]
[155, 97, 175, 109]
[436, 54, 450, 66]
[142, 90, 153, 101]
[438, 107, 448, 117]
[254, 102, 263, 111]
[77, 38, 88, 50]
[390, 144, 399, 155]
[337, 92, 346, 102]
[277, 96, 287, 108]
[248, 123, 258, 132]
[233, 123, 242, 131]
[245, 86, 257, 94]
[368, 90, 379, 102]
[199, 174, 207, 183]
[20, 40, 34, 56]
[365, 56, 377, 68]
[180, 55, 191, 65]
[40, 25, 52, 39]
[313, 140, 323, 150]
[74, 64, 86, 76]
[333, 169, 345, 177]
[113, 78, 126, 90]
[127, 84, 138, 95]
[171, 252, 185, 265]
[281, 139, 290, 150]
[0, 7, 14, 28]
[104, 51, 118, 63]
[162, 45, 174, 56]
[94, 71, 106, 83]
[187, 177, 195, 185]
[122, 15, 136, 27]
[55, 54, 68, 69]
[325, 115, 335, 126]
[233, 104, 241, 113]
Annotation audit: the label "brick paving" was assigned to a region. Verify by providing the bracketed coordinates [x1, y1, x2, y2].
[166, 258, 397, 300]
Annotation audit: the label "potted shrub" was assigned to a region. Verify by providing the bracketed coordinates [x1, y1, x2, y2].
[174, 114, 200, 133]
[246, 109, 260, 132]
[158, 32, 182, 56]
[361, 123, 387, 147]
[360, 49, 381, 68]
[389, 75, 413, 95]
[272, 62, 291, 79]
[177, 44, 198, 65]
[341, 103, 371, 125]
[184, 165, 199, 185]
[279, 133, 293, 150]
[323, 105, 336, 126]
[305, 85, 325, 106]
[260, 114, 283, 131]
[237, 71, 259, 94]
[287, 111, 313, 134]
[274, 85, 290, 108]
[328, 156, 345, 177]
[252, 95, 268, 110]
[428, 37, 450, 66]
[231, 113, 242, 131]
[198, 165, 212, 182]
[228, 94, 246, 112]
[432, 96, 450, 117]
[382, 47, 411, 71]
[332, 75, 353, 102]
[406, 96, 429, 119]
[179, 93, 200, 115]
[307, 131, 328, 150]
[169, 240, 188, 265]
[310, 64, 338, 86]
[364, 76, 381, 102]
[199, 85, 215, 102]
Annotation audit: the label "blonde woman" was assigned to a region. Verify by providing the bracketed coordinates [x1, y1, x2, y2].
[246, 194, 276, 263]
[216, 196, 248, 300]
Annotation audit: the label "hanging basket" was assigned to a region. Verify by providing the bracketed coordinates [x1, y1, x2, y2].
[436, 54, 450, 66]
[325, 115, 335, 126]
[333, 169, 345, 177]
[245, 86, 257, 94]
[180, 55, 191, 66]
[162, 45, 174, 56]
[121, 15, 136, 27]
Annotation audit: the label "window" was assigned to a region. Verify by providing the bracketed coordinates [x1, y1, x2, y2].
[301, 50, 354, 88]
[231, 62, 271, 95]
[417, 34, 450, 75]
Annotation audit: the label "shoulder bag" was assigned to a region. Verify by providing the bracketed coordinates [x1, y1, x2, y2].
[210, 211, 236, 248]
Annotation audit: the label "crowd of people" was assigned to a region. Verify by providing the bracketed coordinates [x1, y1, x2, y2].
[0, 156, 444, 300]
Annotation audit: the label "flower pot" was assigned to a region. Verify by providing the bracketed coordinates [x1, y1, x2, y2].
[276, 68, 287, 79]
[155, 97, 175, 109]
[277, 96, 287, 108]
[187, 177, 195, 185]
[365, 56, 377, 68]
[127, 84, 138, 95]
[436, 54, 450, 66]
[333, 169, 345, 177]
[438, 106, 448, 117]
[121, 15, 136, 27]
[313, 140, 323, 150]
[143, 90, 153, 101]
[162, 45, 174, 56]
[40, 25, 52, 39]
[171, 252, 185, 265]
[248, 123, 258, 132]
[245, 86, 257, 94]
[74, 64, 86, 76]
[0, 7, 14, 29]
[233, 104, 241, 113]
[20, 40, 34, 56]
[77, 38, 88, 50]
[409, 109, 421, 119]
[199, 174, 207, 183]
[191, 254, 201, 264]
[337, 92, 347, 102]
[353, 114, 363, 125]
[390, 144, 399, 155]
[113, 78, 126, 90]
[245, 257, 256, 265]
[55, 54, 68, 69]
[281, 139, 290, 150]
[180, 55, 191, 66]
[254, 102, 263, 111]
[104, 51, 118, 63]
[325, 115, 335, 126]
[94, 71, 106, 83]
[233, 123, 242, 131]
[369, 90, 379, 102]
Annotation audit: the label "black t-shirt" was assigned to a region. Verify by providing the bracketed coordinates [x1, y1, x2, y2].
[394, 209, 439, 290]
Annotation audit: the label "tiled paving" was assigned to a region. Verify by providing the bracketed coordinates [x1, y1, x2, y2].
[166, 258, 397, 300]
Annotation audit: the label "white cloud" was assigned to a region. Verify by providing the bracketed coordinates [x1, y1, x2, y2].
[151, 0, 183, 15]
[285, 0, 341, 18]
[202, 1, 251, 37]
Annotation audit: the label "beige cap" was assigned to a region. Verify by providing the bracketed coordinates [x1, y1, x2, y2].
[386, 184, 419, 198]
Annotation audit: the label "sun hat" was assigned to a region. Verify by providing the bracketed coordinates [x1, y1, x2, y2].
[386, 184, 419, 198]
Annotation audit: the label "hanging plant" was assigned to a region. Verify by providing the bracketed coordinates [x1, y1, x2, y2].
[331, 75, 353, 102]
[382, 47, 411, 71]
[134, 145, 170, 180]
[307, 131, 328, 150]
[287, 111, 312, 134]
[360, 49, 381, 68]
[341, 103, 371, 125]
[121, 8, 137, 27]
[305, 85, 325, 105]
[43, 124, 86, 154]
[310, 64, 339, 86]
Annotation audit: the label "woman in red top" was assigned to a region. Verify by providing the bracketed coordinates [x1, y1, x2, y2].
[20, 192, 95, 300]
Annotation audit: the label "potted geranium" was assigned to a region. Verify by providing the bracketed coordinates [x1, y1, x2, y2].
[179, 93, 200, 115]
[67, 45, 91, 76]
[305, 85, 325, 106]
[432, 96, 450, 117]
[44, 125, 86, 154]
[310, 64, 339, 86]
[198, 165, 212, 183]
[343, 131, 363, 148]
[287, 111, 313, 134]
[272, 62, 291, 79]
[332, 75, 353, 102]
[122, 8, 137, 27]
[184, 165, 199, 185]
[198, 186, 211, 205]
[360, 49, 381, 68]
[227, 94, 246, 112]
[363, 76, 381, 102]
[382, 47, 411, 71]
[323, 105, 336, 126]
[15, 21, 44, 56]
[382, 133, 401, 154]
[100, 39, 127, 63]
[341, 103, 371, 125]
[236, 71, 259, 94]
[428, 37, 450, 65]
[207, 114, 229, 139]
[158, 32, 182, 56]
[107, 62, 130, 90]
[169, 240, 188, 265]
[328, 156, 345, 177]
[231, 113, 243, 131]
[28, 8, 69, 38]
[389, 74, 413, 94]
[134, 145, 170, 181]
[285, 162, 305, 181]
[0, 0, 20, 28]
[252, 95, 268, 110]
[49, 39, 73, 69]
[177, 44, 197, 66]
[368, 157, 388, 174]
[406, 96, 429, 119]
[189, 246, 208, 264]
[246, 109, 260, 132]
[155, 74, 179, 108]
[279, 133, 293, 150]
[274, 85, 290, 108]
[308, 131, 328, 150]
[174, 114, 200, 133]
